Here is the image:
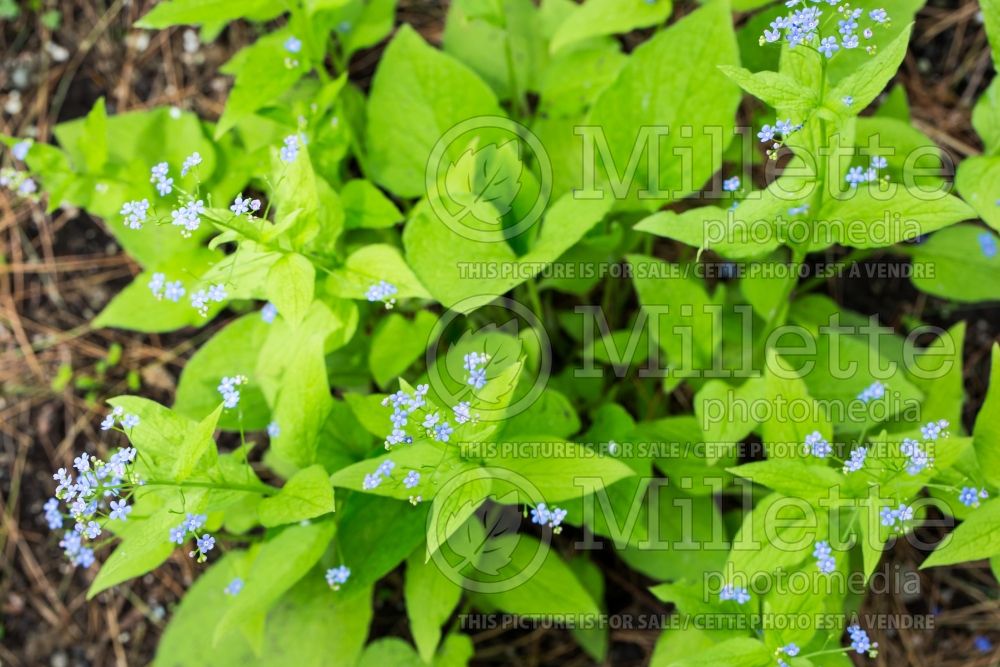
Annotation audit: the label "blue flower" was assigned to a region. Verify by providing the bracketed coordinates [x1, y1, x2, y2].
[847, 624, 877, 655]
[280, 135, 300, 163]
[284, 36, 303, 53]
[180, 152, 202, 176]
[843, 96, 854, 107]
[109, 499, 131, 521]
[433, 422, 454, 443]
[980, 232, 999, 259]
[122, 414, 140, 429]
[813, 540, 836, 573]
[757, 124, 775, 143]
[805, 431, 832, 458]
[325, 565, 350, 590]
[857, 380, 885, 403]
[403, 470, 420, 489]
[974, 636, 993, 653]
[723, 176, 741, 192]
[184, 513, 207, 532]
[920, 419, 949, 440]
[362, 473, 383, 490]
[531, 502, 568, 533]
[959, 487, 988, 508]
[719, 584, 751, 605]
[376, 459, 395, 477]
[261, 302, 278, 323]
[164, 281, 185, 302]
[879, 503, 913, 530]
[224, 577, 244, 595]
[365, 280, 398, 309]
[169, 525, 187, 544]
[267, 421, 280, 438]
[120, 199, 150, 230]
[900, 438, 933, 475]
[12, 140, 31, 161]
[819, 36, 839, 57]
[843, 446, 867, 473]
[217, 375, 247, 408]
[453, 401, 472, 424]
[869, 8, 888, 23]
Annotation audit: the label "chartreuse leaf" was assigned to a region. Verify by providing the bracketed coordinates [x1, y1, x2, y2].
[404, 192, 611, 312]
[585, 1, 740, 210]
[694, 378, 765, 462]
[664, 637, 772, 667]
[368, 311, 437, 388]
[905, 321, 965, 428]
[265, 253, 315, 326]
[326, 244, 432, 301]
[137, 0, 283, 28]
[366, 25, 504, 198]
[760, 349, 832, 460]
[728, 460, 845, 504]
[549, 0, 671, 54]
[174, 313, 272, 432]
[257, 465, 335, 527]
[338, 494, 431, 589]
[214, 519, 336, 643]
[268, 334, 333, 470]
[727, 492, 827, 581]
[405, 550, 463, 662]
[826, 24, 913, 113]
[718, 66, 817, 116]
[815, 185, 974, 251]
[470, 534, 600, 617]
[955, 156, 1000, 232]
[340, 179, 403, 229]
[331, 442, 458, 500]
[974, 344, 1000, 488]
[356, 638, 423, 667]
[922, 499, 1000, 568]
[172, 405, 223, 482]
[908, 225, 1000, 302]
[155, 552, 372, 667]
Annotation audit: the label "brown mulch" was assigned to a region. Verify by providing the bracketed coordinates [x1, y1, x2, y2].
[1, 1, 998, 666]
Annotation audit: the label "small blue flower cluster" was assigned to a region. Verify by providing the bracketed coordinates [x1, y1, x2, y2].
[758, 118, 803, 160]
[2, 140, 37, 197]
[230, 193, 262, 216]
[722, 176, 740, 193]
[148, 272, 186, 303]
[151, 161, 173, 195]
[856, 380, 885, 403]
[224, 577, 244, 596]
[760, 1, 890, 58]
[530, 502, 568, 534]
[813, 540, 836, 574]
[325, 565, 350, 590]
[48, 435, 140, 568]
[845, 156, 889, 187]
[464, 351, 489, 390]
[365, 280, 398, 309]
[100, 405, 140, 431]
[847, 623, 877, 655]
[217, 375, 248, 409]
[980, 232, 999, 258]
[261, 302, 279, 323]
[121, 199, 151, 229]
[775, 643, 799, 667]
[805, 430, 832, 458]
[363, 458, 396, 490]
[169, 513, 215, 563]
[842, 446, 868, 473]
[719, 584, 751, 605]
[190, 283, 227, 317]
[267, 421, 280, 438]
[900, 437, 933, 475]
[280, 135, 300, 163]
[920, 418, 949, 441]
[879, 503, 913, 531]
[959, 486, 988, 508]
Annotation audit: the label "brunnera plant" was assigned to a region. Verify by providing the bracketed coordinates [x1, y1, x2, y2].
[5, 0, 1000, 665]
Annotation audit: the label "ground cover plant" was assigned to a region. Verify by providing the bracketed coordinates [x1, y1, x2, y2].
[2, 0, 1000, 665]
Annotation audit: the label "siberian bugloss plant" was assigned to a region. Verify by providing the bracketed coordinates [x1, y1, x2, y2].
[5, 0, 1000, 664]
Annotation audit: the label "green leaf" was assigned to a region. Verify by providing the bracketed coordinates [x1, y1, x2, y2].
[955, 155, 1000, 232]
[922, 499, 1000, 568]
[265, 253, 315, 326]
[404, 192, 611, 312]
[718, 66, 818, 116]
[137, 0, 283, 27]
[214, 519, 336, 642]
[155, 553, 372, 667]
[172, 404, 223, 482]
[338, 494, 431, 588]
[444, 138, 523, 224]
[974, 344, 1000, 488]
[340, 179, 403, 229]
[368, 311, 436, 388]
[827, 24, 913, 113]
[664, 637, 771, 667]
[760, 349, 832, 460]
[728, 460, 845, 503]
[549, 0, 671, 54]
[405, 551, 464, 662]
[269, 334, 334, 470]
[258, 465, 335, 527]
[365, 25, 504, 198]
[816, 185, 973, 251]
[357, 638, 424, 667]
[174, 313, 272, 431]
[908, 225, 1000, 302]
[326, 243, 431, 301]
[584, 1, 740, 209]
